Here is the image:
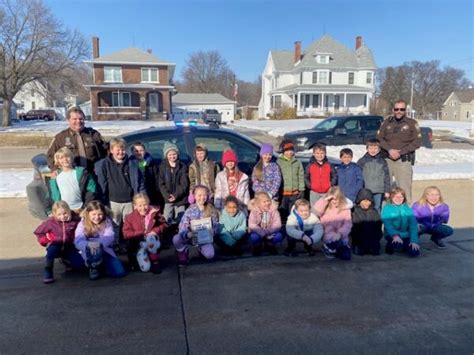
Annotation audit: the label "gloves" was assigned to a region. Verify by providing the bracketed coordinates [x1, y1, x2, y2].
[302, 235, 312, 246]
[38, 232, 56, 247]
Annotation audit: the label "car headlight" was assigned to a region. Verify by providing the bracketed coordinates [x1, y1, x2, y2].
[296, 137, 308, 146]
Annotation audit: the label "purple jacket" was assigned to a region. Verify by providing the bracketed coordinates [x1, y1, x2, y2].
[412, 202, 450, 231]
[252, 162, 282, 200]
[74, 217, 116, 259]
[178, 204, 219, 239]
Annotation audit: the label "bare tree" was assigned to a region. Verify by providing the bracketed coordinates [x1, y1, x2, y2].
[0, 0, 88, 126]
[236, 77, 261, 107]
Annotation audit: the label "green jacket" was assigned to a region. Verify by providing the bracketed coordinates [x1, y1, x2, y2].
[49, 167, 97, 207]
[277, 155, 305, 193]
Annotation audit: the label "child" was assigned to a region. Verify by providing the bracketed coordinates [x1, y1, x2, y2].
[34, 201, 84, 283]
[284, 198, 323, 257]
[217, 195, 247, 255]
[158, 142, 189, 225]
[351, 188, 383, 256]
[123, 193, 168, 274]
[75, 201, 126, 280]
[277, 139, 305, 223]
[334, 148, 364, 203]
[314, 186, 352, 260]
[357, 139, 390, 212]
[214, 149, 250, 213]
[173, 185, 219, 265]
[381, 187, 420, 257]
[252, 144, 281, 202]
[248, 191, 283, 256]
[49, 147, 96, 211]
[130, 141, 162, 207]
[95, 137, 145, 245]
[412, 186, 453, 249]
[188, 143, 219, 202]
[305, 143, 336, 210]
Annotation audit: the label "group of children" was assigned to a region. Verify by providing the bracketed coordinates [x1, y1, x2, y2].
[33, 137, 453, 283]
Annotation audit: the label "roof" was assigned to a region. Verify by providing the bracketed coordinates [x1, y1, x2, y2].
[453, 88, 474, 103]
[84, 83, 175, 90]
[269, 51, 295, 71]
[173, 93, 235, 105]
[88, 47, 174, 65]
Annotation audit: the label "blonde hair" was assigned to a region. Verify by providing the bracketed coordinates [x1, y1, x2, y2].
[80, 201, 111, 237]
[54, 147, 74, 167]
[325, 186, 347, 212]
[52, 201, 72, 218]
[109, 137, 127, 150]
[254, 191, 271, 206]
[418, 186, 444, 206]
[133, 192, 150, 205]
[389, 187, 408, 205]
[193, 185, 216, 218]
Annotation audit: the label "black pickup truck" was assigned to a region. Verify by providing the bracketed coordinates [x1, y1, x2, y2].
[283, 115, 433, 151]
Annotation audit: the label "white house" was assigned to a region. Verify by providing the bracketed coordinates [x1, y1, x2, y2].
[172, 93, 236, 123]
[13, 81, 49, 113]
[258, 35, 376, 118]
[441, 88, 474, 121]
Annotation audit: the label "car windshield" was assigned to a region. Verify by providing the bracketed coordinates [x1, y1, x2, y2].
[314, 118, 338, 131]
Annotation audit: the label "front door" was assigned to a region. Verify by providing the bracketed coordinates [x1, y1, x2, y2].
[149, 93, 159, 113]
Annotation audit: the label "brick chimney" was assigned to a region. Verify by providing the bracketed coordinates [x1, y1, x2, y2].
[146, 48, 152, 54]
[92, 36, 100, 59]
[355, 36, 362, 50]
[294, 41, 301, 63]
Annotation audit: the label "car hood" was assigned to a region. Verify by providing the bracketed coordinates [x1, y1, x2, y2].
[284, 129, 326, 137]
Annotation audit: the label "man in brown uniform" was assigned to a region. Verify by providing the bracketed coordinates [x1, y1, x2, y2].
[377, 99, 421, 202]
[47, 107, 107, 173]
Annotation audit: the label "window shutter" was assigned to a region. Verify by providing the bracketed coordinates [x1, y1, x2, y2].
[329, 72, 332, 84]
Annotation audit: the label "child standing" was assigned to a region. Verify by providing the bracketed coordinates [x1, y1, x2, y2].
[357, 139, 390, 212]
[158, 142, 189, 225]
[252, 144, 281, 202]
[188, 143, 219, 202]
[34, 201, 84, 283]
[305, 143, 336, 210]
[248, 191, 283, 256]
[412, 186, 453, 249]
[95, 137, 145, 245]
[284, 199, 323, 257]
[334, 148, 364, 203]
[173, 185, 219, 265]
[75, 201, 126, 280]
[277, 139, 305, 223]
[49, 147, 96, 211]
[214, 149, 250, 213]
[123, 193, 168, 274]
[351, 188, 383, 256]
[381, 187, 420, 257]
[217, 195, 247, 255]
[315, 186, 352, 260]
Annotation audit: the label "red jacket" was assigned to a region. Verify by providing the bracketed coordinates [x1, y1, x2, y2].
[122, 206, 168, 240]
[34, 214, 80, 247]
[304, 157, 335, 193]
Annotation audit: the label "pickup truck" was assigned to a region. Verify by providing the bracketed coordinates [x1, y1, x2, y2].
[202, 109, 222, 124]
[283, 115, 433, 151]
[20, 109, 57, 121]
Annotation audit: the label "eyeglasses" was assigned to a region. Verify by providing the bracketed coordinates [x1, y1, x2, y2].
[393, 108, 406, 112]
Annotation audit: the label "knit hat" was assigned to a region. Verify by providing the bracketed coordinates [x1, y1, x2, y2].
[260, 143, 273, 156]
[163, 142, 179, 158]
[279, 139, 295, 152]
[222, 149, 238, 166]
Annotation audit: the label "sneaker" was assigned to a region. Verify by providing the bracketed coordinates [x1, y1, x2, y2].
[43, 267, 54, 284]
[89, 267, 100, 281]
[322, 244, 336, 259]
[151, 262, 162, 274]
[305, 247, 316, 257]
[177, 250, 189, 266]
[283, 248, 298, 257]
[431, 238, 447, 249]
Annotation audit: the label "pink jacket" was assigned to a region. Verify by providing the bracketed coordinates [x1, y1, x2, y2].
[314, 198, 352, 243]
[248, 204, 282, 237]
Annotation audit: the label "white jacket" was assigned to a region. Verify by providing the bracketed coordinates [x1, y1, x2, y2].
[214, 170, 250, 210]
[286, 207, 323, 243]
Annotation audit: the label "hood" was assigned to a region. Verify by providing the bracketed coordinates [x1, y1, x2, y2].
[356, 188, 374, 204]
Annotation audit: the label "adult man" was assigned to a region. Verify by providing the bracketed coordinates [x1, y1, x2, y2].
[377, 99, 421, 202]
[47, 107, 107, 173]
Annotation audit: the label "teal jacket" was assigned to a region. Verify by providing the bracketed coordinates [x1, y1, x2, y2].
[49, 167, 97, 207]
[219, 209, 247, 240]
[381, 203, 418, 243]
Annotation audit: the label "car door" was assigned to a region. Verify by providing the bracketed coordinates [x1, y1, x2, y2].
[360, 116, 383, 143]
[336, 118, 363, 145]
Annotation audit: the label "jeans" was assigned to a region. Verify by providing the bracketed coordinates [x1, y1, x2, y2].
[385, 237, 420, 257]
[85, 245, 126, 278]
[46, 244, 84, 269]
[325, 240, 352, 260]
[163, 203, 186, 225]
[419, 224, 453, 240]
[110, 201, 133, 244]
[249, 232, 283, 246]
[372, 193, 383, 213]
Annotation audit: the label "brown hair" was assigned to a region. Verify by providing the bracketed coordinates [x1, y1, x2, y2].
[417, 186, 444, 206]
[109, 137, 127, 150]
[54, 147, 74, 168]
[339, 148, 353, 158]
[312, 143, 327, 153]
[67, 107, 85, 120]
[393, 99, 407, 107]
[294, 198, 310, 210]
[80, 201, 112, 237]
[131, 141, 146, 151]
[253, 159, 264, 182]
[389, 187, 408, 205]
[52, 201, 72, 219]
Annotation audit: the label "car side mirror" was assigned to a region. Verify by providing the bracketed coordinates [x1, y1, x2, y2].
[335, 128, 347, 135]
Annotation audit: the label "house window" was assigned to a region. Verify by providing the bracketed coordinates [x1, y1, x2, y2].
[104, 66, 123, 82]
[273, 95, 282, 109]
[112, 91, 131, 107]
[312, 94, 319, 107]
[316, 55, 329, 64]
[141, 68, 159, 83]
[318, 71, 329, 84]
[348, 72, 355, 85]
[366, 72, 373, 84]
[312, 72, 317, 84]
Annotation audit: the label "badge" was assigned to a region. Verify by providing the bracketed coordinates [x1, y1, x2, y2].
[65, 137, 71, 146]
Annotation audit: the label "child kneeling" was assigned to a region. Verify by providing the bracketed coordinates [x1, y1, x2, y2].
[75, 201, 126, 280]
[123, 193, 168, 274]
[173, 186, 219, 265]
[217, 196, 247, 255]
[285, 199, 323, 257]
[248, 191, 283, 256]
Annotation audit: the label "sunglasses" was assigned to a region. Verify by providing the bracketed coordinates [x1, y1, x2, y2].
[393, 108, 406, 112]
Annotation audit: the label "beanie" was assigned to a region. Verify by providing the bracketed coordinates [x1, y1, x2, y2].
[279, 139, 295, 152]
[222, 149, 238, 166]
[163, 142, 179, 158]
[260, 143, 273, 156]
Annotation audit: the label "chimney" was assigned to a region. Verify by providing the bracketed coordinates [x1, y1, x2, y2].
[92, 36, 100, 59]
[147, 48, 152, 54]
[294, 41, 301, 63]
[355, 36, 362, 50]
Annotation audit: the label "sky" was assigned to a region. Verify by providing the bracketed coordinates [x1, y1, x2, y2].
[44, 0, 473, 83]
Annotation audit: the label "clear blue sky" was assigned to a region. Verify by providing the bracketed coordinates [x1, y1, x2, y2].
[45, 0, 473, 83]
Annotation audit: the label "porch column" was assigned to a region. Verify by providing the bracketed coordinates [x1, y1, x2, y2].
[297, 92, 301, 110]
[366, 94, 370, 110]
[140, 92, 147, 120]
[344, 93, 347, 112]
[322, 93, 325, 112]
[90, 90, 98, 121]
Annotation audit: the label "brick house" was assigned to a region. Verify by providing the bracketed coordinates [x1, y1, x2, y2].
[85, 37, 176, 120]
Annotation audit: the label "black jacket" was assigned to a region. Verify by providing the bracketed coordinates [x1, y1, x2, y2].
[351, 189, 383, 247]
[158, 160, 189, 206]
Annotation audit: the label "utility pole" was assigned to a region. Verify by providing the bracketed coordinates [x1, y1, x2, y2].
[410, 72, 415, 118]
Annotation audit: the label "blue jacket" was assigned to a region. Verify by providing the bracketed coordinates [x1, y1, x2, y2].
[381, 203, 418, 243]
[334, 162, 364, 202]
